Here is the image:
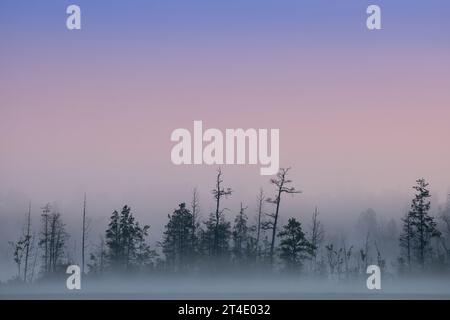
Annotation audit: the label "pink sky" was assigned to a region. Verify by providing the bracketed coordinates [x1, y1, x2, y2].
[1, 37, 449, 233]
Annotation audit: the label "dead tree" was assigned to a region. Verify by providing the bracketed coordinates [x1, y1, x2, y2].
[40, 210, 67, 274]
[40, 203, 51, 273]
[325, 244, 343, 279]
[30, 232, 39, 282]
[255, 188, 265, 258]
[342, 241, 353, 279]
[265, 168, 301, 268]
[191, 188, 200, 251]
[81, 193, 87, 274]
[212, 168, 232, 256]
[359, 232, 371, 273]
[23, 202, 32, 282]
[309, 207, 324, 272]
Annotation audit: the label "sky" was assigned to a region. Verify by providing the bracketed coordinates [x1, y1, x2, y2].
[1, 1, 450, 274]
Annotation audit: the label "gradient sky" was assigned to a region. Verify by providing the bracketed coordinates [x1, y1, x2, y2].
[1, 0, 450, 261]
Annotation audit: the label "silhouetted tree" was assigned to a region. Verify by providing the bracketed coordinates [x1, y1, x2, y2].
[278, 218, 314, 272]
[325, 244, 343, 278]
[39, 203, 51, 273]
[264, 168, 301, 268]
[81, 193, 90, 274]
[47, 212, 68, 273]
[399, 211, 413, 271]
[232, 203, 254, 266]
[408, 179, 440, 268]
[200, 212, 231, 267]
[105, 205, 153, 271]
[438, 195, 450, 263]
[309, 207, 324, 272]
[190, 188, 201, 258]
[255, 189, 265, 259]
[37, 205, 68, 276]
[134, 223, 157, 271]
[9, 238, 26, 280]
[88, 236, 107, 275]
[374, 241, 386, 272]
[10, 203, 33, 282]
[342, 242, 354, 279]
[23, 202, 32, 282]
[162, 203, 196, 271]
[105, 209, 121, 269]
[198, 168, 232, 266]
[359, 232, 371, 273]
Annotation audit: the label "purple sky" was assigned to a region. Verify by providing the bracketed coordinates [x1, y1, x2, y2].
[1, 2, 449, 274]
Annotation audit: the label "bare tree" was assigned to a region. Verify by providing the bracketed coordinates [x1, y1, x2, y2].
[255, 188, 265, 259]
[309, 207, 324, 272]
[359, 232, 371, 273]
[342, 240, 353, 279]
[191, 187, 200, 251]
[81, 193, 88, 274]
[264, 168, 301, 268]
[23, 202, 32, 282]
[40, 203, 51, 273]
[325, 244, 343, 279]
[212, 168, 232, 256]
[29, 232, 39, 282]
[39, 207, 68, 275]
[10, 203, 34, 281]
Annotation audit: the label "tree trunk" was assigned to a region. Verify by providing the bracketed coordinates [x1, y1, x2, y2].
[23, 202, 31, 282]
[82, 193, 87, 274]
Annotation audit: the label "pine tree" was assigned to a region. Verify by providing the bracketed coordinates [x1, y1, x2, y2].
[105, 210, 121, 269]
[439, 195, 450, 263]
[105, 205, 153, 272]
[278, 218, 314, 272]
[162, 203, 196, 271]
[399, 211, 413, 271]
[200, 212, 231, 268]
[119, 205, 136, 270]
[232, 203, 249, 265]
[9, 238, 26, 281]
[409, 179, 440, 268]
[134, 223, 157, 271]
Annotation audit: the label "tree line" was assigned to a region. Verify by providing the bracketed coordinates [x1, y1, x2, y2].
[7, 168, 450, 283]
